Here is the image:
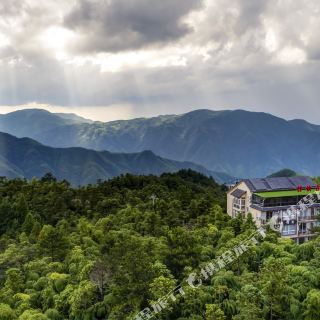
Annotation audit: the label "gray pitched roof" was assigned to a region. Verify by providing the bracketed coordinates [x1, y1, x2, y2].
[243, 176, 316, 192]
[231, 189, 247, 198]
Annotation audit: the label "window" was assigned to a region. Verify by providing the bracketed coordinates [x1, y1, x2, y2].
[232, 197, 245, 217]
[282, 224, 297, 236]
[299, 223, 307, 234]
[266, 211, 273, 221]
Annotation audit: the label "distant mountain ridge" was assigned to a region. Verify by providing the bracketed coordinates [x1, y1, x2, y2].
[1, 108, 320, 178]
[0, 132, 232, 185]
[0, 109, 92, 138]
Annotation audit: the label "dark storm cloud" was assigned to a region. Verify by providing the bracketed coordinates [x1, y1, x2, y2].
[64, 0, 203, 52]
[1, 0, 320, 124]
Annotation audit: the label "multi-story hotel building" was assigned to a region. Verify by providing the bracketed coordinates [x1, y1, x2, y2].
[227, 176, 320, 244]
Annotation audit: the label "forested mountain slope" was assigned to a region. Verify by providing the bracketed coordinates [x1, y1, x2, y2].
[0, 172, 319, 319]
[0, 132, 232, 185]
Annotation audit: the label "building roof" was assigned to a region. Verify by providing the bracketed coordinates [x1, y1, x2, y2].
[255, 189, 319, 198]
[231, 189, 247, 198]
[243, 176, 316, 192]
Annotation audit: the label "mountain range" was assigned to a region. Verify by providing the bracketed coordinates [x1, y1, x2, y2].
[1, 108, 319, 178]
[0, 132, 232, 185]
[0, 109, 92, 139]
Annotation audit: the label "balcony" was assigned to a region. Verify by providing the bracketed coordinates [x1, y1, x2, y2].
[299, 215, 319, 221]
[296, 230, 318, 238]
[282, 230, 297, 236]
[281, 229, 318, 238]
[251, 193, 320, 210]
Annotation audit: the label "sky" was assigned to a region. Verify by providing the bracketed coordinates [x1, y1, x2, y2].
[0, 0, 320, 122]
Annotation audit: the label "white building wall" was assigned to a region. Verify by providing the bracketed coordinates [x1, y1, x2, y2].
[227, 181, 253, 218]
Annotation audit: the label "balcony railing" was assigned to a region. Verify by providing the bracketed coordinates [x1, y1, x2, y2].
[281, 230, 318, 237]
[282, 229, 297, 236]
[299, 215, 319, 221]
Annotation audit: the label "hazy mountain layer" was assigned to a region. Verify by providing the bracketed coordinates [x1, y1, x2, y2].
[2, 108, 320, 177]
[0, 132, 232, 185]
[0, 109, 92, 138]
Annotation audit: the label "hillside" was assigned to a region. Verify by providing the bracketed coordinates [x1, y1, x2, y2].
[0, 132, 232, 185]
[0, 172, 319, 319]
[267, 169, 298, 178]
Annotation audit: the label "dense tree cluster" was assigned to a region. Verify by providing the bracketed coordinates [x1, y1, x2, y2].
[0, 170, 319, 319]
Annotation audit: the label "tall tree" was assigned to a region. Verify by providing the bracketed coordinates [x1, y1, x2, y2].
[37, 225, 69, 261]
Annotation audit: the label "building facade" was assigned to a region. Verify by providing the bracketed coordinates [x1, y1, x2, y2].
[227, 176, 320, 244]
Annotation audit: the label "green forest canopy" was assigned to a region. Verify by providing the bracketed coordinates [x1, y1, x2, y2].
[0, 170, 319, 319]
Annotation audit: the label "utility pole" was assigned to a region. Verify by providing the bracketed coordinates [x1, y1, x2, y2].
[150, 194, 158, 211]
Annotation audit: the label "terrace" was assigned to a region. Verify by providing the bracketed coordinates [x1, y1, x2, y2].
[251, 189, 320, 208]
